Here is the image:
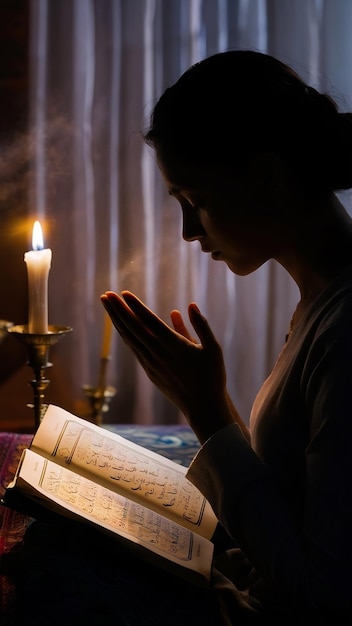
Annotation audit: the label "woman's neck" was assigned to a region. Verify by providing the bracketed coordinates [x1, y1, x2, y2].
[277, 193, 352, 306]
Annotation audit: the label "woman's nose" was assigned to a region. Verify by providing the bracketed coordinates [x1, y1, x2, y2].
[182, 207, 206, 242]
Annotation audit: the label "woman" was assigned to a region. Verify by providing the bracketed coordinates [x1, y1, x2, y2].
[101, 50, 352, 624]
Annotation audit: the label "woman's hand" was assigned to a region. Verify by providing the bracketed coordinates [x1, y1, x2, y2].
[170, 307, 250, 442]
[100, 290, 237, 443]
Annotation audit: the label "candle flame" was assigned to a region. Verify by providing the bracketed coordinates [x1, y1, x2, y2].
[32, 220, 44, 251]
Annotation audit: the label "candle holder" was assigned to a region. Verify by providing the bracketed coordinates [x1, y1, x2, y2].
[83, 356, 117, 426]
[8, 324, 72, 431]
[0, 320, 14, 343]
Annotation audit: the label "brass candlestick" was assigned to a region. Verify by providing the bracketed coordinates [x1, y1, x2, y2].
[83, 356, 117, 425]
[0, 320, 13, 343]
[8, 324, 72, 431]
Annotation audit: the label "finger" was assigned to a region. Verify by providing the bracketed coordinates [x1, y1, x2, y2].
[101, 292, 151, 346]
[102, 291, 179, 360]
[101, 293, 140, 342]
[188, 302, 220, 352]
[101, 293, 158, 365]
[101, 292, 133, 332]
[102, 291, 150, 334]
[121, 291, 191, 343]
[170, 309, 198, 343]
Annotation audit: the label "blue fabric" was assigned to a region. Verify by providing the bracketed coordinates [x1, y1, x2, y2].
[106, 424, 200, 466]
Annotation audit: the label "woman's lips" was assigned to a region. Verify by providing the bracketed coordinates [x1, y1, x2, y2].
[201, 245, 221, 259]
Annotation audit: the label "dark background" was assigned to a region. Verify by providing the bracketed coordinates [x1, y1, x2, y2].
[0, 0, 40, 432]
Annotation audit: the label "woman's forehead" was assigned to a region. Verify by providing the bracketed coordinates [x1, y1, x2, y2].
[158, 158, 228, 193]
[158, 160, 199, 191]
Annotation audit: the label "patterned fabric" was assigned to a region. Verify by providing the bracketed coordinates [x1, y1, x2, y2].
[0, 426, 199, 623]
[0, 433, 33, 624]
[106, 424, 200, 466]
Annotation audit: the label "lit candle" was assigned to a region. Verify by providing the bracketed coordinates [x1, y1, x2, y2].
[24, 220, 52, 334]
[101, 310, 113, 359]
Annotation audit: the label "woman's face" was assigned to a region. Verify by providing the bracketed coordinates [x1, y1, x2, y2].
[158, 157, 285, 276]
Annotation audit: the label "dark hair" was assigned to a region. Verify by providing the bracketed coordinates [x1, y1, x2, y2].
[144, 50, 352, 192]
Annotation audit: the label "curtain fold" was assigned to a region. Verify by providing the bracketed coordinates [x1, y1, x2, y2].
[25, 0, 351, 426]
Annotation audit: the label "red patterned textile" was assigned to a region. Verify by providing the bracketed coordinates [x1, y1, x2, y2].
[0, 433, 33, 622]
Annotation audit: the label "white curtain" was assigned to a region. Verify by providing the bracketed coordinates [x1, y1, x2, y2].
[27, 0, 352, 425]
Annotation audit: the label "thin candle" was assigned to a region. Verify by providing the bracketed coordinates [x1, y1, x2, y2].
[101, 311, 113, 359]
[24, 220, 52, 334]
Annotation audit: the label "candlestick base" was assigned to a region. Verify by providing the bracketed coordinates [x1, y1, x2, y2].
[83, 383, 117, 426]
[8, 324, 72, 431]
[83, 355, 116, 425]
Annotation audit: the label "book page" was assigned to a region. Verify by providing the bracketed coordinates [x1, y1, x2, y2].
[11, 449, 213, 585]
[31, 405, 217, 539]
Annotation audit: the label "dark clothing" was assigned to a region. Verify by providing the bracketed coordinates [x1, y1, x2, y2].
[188, 268, 352, 624]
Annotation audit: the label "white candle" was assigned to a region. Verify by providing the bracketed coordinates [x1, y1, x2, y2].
[24, 220, 52, 334]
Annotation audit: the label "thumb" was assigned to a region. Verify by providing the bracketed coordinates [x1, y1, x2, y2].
[188, 303, 219, 350]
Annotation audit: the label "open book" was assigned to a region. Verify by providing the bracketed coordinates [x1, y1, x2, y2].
[4, 405, 218, 586]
